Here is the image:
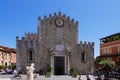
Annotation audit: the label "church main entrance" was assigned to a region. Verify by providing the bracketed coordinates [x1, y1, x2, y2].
[54, 56, 65, 75]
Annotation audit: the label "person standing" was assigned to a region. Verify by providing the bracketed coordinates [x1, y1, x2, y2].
[78, 74, 81, 80]
[100, 74, 104, 80]
[13, 69, 17, 77]
[5, 68, 8, 74]
[86, 73, 91, 80]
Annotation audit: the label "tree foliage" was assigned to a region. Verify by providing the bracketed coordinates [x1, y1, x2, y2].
[99, 58, 115, 69]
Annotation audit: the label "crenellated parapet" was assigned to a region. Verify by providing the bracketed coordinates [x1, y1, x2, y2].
[38, 11, 78, 26]
[78, 41, 94, 49]
[16, 32, 37, 41]
[24, 32, 37, 41]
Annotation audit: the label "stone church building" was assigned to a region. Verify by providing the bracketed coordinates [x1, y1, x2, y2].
[16, 12, 94, 75]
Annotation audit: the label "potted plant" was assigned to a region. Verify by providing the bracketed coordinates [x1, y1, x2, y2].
[45, 65, 52, 77]
[70, 67, 78, 78]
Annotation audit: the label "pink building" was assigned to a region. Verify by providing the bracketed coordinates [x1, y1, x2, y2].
[99, 33, 120, 69]
[0, 46, 16, 66]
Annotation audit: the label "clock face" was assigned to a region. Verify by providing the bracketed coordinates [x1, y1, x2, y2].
[55, 18, 64, 27]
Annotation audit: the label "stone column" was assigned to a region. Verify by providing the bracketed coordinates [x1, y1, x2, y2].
[49, 47, 54, 75]
[51, 55, 54, 75]
[66, 47, 71, 75]
[67, 55, 70, 75]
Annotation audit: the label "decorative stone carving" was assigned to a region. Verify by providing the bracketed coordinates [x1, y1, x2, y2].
[48, 47, 53, 53]
[66, 47, 71, 56]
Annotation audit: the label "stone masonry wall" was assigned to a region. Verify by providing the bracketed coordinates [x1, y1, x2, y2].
[16, 12, 94, 74]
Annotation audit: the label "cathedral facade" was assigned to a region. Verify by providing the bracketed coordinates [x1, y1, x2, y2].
[16, 12, 94, 75]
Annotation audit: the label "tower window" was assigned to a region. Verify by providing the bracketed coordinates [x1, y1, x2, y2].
[29, 51, 33, 61]
[27, 49, 35, 62]
[81, 52, 86, 62]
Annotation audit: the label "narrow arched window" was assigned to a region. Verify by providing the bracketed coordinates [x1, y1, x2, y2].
[29, 51, 33, 61]
[27, 49, 35, 62]
[81, 52, 86, 62]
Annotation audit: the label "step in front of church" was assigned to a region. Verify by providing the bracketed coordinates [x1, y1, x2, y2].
[0, 75, 96, 80]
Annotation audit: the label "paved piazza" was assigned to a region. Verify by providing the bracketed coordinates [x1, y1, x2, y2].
[0, 74, 96, 80]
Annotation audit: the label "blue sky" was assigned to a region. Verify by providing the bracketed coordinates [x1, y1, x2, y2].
[0, 0, 120, 58]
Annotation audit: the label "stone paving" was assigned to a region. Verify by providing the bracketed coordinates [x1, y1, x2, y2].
[0, 74, 96, 80]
